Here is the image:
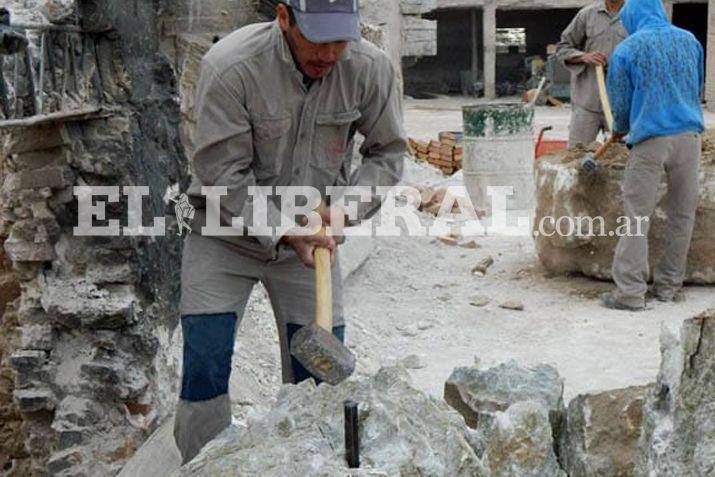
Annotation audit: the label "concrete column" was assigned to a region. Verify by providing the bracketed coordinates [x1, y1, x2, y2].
[483, 1, 497, 99]
[471, 9, 478, 80]
[707, 0, 715, 110]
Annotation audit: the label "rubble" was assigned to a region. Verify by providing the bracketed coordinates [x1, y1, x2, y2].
[472, 256, 495, 276]
[174, 366, 488, 477]
[636, 309, 715, 476]
[469, 295, 491, 307]
[560, 385, 650, 477]
[534, 130, 715, 283]
[499, 300, 524, 311]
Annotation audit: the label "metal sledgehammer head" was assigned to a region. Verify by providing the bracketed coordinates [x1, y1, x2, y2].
[581, 153, 598, 173]
[290, 324, 356, 385]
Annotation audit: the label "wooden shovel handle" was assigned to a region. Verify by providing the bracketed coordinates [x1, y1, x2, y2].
[314, 227, 333, 331]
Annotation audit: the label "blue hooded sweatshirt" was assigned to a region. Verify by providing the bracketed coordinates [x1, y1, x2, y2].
[607, 0, 704, 145]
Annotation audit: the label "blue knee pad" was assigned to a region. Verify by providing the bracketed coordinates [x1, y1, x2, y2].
[287, 323, 346, 385]
[180, 313, 237, 402]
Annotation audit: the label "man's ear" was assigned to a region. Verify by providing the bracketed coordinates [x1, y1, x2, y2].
[276, 4, 290, 33]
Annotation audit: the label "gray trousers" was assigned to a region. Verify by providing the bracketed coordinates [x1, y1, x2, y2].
[174, 233, 344, 464]
[611, 132, 701, 305]
[568, 106, 610, 148]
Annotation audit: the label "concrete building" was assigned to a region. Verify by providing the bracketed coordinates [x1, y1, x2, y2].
[406, 0, 713, 105]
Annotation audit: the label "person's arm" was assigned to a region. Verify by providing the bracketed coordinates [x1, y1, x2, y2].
[192, 61, 292, 256]
[606, 49, 633, 136]
[348, 52, 406, 224]
[556, 10, 607, 73]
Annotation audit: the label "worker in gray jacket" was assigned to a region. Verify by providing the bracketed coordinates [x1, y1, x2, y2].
[174, 0, 406, 463]
[556, 0, 627, 147]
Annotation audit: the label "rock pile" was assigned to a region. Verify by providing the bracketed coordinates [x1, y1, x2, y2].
[173, 366, 488, 477]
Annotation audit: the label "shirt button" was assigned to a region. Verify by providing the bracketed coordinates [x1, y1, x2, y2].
[294, 168, 301, 175]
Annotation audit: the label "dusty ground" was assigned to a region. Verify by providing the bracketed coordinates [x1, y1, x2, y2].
[346, 97, 715, 401]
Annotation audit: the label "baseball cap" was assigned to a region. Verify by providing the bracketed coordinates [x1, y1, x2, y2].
[283, 0, 361, 43]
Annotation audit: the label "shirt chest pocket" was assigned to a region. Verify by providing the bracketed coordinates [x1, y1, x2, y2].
[312, 110, 361, 173]
[252, 115, 291, 179]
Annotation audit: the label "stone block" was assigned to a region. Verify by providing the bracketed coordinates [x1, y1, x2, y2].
[9, 351, 46, 373]
[444, 361, 565, 431]
[18, 166, 74, 190]
[4, 237, 56, 263]
[47, 448, 83, 475]
[55, 397, 103, 427]
[173, 366, 487, 476]
[401, 17, 437, 57]
[7, 125, 71, 155]
[637, 310, 715, 476]
[41, 279, 135, 329]
[13, 388, 57, 413]
[561, 385, 650, 477]
[20, 325, 54, 351]
[15, 148, 70, 171]
[483, 401, 566, 477]
[534, 130, 715, 283]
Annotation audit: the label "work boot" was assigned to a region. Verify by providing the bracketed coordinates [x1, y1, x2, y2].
[600, 292, 646, 311]
[651, 287, 686, 303]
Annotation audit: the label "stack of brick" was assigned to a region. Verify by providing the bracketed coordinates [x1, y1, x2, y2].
[408, 132, 463, 175]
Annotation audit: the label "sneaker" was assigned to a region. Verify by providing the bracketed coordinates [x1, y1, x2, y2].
[600, 292, 646, 311]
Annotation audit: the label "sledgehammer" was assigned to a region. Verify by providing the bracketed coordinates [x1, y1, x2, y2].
[290, 228, 355, 385]
[581, 135, 615, 173]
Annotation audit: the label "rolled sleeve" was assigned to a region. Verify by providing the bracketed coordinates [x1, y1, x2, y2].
[556, 11, 587, 76]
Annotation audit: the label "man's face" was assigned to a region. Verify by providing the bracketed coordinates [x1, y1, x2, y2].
[277, 5, 349, 79]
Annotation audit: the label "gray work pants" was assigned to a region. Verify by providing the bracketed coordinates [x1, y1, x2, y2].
[568, 106, 610, 148]
[174, 233, 345, 464]
[611, 132, 701, 306]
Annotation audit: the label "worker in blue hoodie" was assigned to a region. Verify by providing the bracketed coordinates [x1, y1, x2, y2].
[601, 0, 704, 310]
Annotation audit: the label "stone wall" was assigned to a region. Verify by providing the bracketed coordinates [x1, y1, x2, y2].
[0, 0, 189, 475]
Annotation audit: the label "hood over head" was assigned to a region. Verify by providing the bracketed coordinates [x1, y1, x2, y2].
[619, 0, 669, 35]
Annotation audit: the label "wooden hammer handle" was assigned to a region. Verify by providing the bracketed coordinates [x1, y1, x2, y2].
[596, 65, 614, 133]
[594, 134, 616, 159]
[314, 228, 333, 332]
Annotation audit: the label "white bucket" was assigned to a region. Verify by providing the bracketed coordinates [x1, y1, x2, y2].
[462, 103, 535, 211]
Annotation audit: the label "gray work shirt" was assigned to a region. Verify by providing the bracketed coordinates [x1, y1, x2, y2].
[186, 21, 406, 260]
[556, 2, 627, 113]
